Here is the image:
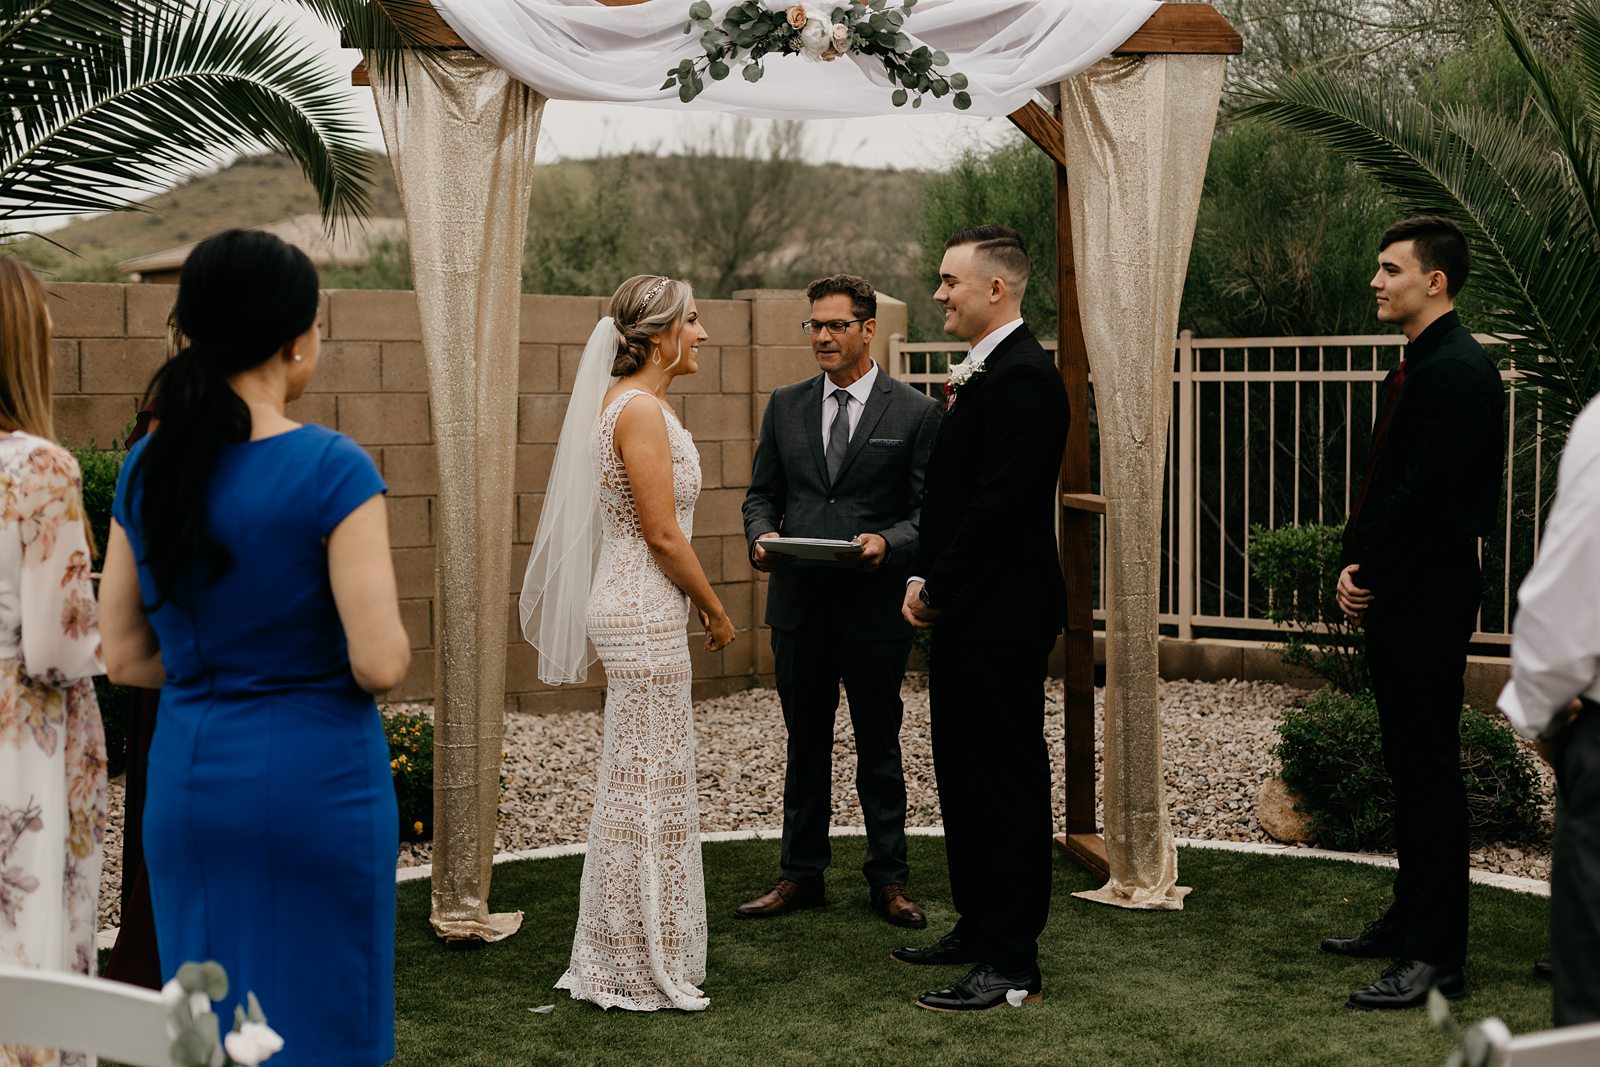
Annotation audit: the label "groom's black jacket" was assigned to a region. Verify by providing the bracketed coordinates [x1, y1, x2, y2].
[914, 322, 1069, 638]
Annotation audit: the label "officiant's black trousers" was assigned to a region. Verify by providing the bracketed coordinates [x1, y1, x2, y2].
[772, 627, 912, 887]
[929, 628, 1054, 974]
[1366, 572, 1479, 970]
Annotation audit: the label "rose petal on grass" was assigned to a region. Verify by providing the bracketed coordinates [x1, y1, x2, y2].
[1005, 989, 1028, 1007]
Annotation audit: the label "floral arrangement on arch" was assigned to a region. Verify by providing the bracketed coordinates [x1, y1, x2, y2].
[664, 0, 971, 109]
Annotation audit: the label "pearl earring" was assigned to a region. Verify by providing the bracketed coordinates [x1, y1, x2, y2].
[292, 353, 303, 362]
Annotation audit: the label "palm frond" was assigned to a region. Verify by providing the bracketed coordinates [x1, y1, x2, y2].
[1486, 0, 1600, 239]
[1237, 72, 1600, 436]
[1573, 0, 1600, 143]
[274, 0, 445, 91]
[1, 0, 372, 228]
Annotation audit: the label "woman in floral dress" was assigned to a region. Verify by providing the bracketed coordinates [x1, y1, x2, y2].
[0, 257, 108, 1067]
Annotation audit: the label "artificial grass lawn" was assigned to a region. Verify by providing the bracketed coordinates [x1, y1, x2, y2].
[393, 838, 1552, 1066]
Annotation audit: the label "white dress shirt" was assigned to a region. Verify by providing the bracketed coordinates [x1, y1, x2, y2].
[822, 360, 879, 451]
[1498, 395, 1600, 739]
[958, 316, 1025, 373]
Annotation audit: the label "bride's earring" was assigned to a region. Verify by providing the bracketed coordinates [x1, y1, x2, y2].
[650, 348, 662, 367]
[292, 353, 303, 362]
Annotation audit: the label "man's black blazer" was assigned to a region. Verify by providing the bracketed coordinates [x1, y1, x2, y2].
[913, 322, 1070, 639]
[1341, 310, 1504, 599]
[744, 364, 942, 641]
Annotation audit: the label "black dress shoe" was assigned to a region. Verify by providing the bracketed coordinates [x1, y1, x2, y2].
[1346, 959, 1466, 1011]
[1321, 918, 1404, 959]
[1533, 959, 1554, 980]
[890, 930, 982, 966]
[916, 964, 1042, 1012]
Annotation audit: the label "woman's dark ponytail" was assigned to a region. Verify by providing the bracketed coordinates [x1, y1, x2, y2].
[131, 229, 319, 606]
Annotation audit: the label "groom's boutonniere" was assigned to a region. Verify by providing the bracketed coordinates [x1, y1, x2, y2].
[942, 357, 986, 409]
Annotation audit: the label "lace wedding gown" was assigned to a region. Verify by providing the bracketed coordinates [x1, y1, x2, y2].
[555, 390, 710, 1012]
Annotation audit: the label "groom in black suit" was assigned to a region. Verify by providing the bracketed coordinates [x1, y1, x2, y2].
[897, 225, 1070, 1011]
[739, 274, 942, 927]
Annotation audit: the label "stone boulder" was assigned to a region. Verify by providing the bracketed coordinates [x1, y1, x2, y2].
[1257, 776, 1315, 844]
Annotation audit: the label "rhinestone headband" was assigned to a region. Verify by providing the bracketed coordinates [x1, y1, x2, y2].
[633, 277, 670, 320]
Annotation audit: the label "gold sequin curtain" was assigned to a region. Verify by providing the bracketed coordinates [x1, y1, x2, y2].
[373, 53, 544, 942]
[1060, 54, 1226, 911]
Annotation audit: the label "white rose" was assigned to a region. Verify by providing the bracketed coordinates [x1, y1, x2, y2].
[831, 23, 851, 52]
[799, 17, 832, 55]
[223, 1021, 286, 1066]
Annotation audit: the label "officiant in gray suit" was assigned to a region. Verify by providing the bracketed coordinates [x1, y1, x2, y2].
[738, 274, 942, 928]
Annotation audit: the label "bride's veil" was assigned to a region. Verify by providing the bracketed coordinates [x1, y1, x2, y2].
[518, 315, 621, 684]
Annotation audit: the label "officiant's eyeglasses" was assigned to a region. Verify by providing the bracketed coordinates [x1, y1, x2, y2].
[801, 318, 867, 337]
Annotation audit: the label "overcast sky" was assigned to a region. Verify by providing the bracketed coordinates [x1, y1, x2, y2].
[286, 8, 1017, 168]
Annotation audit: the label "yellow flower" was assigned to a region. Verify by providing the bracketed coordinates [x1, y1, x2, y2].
[413, 820, 424, 834]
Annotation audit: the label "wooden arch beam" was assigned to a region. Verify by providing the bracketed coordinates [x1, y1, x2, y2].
[352, 0, 1242, 883]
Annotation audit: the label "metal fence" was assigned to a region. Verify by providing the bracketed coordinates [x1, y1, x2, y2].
[889, 332, 1545, 651]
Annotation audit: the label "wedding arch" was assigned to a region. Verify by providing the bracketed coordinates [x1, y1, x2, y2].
[352, 0, 1241, 942]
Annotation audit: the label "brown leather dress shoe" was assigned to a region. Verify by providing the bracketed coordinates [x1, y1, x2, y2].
[870, 884, 927, 929]
[733, 878, 824, 919]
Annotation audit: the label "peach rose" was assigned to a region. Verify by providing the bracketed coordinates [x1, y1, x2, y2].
[786, 4, 807, 29]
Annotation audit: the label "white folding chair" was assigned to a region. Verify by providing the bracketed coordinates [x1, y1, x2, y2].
[1464, 1017, 1600, 1067]
[0, 964, 170, 1067]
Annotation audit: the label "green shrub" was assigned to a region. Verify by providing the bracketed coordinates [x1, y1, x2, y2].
[1247, 522, 1369, 694]
[72, 442, 130, 772]
[383, 708, 434, 842]
[1273, 687, 1548, 852]
[911, 625, 932, 669]
[72, 440, 124, 553]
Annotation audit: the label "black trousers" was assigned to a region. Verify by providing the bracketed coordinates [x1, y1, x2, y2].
[1365, 573, 1479, 969]
[771, 626, 912, 887]
[929, 628, 1054, 974]
[1552, 702, 1600, 1027]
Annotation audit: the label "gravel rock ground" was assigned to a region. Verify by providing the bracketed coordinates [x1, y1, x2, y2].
[96, 677, 1554, 931]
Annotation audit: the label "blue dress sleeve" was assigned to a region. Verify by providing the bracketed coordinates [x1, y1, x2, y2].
[111, 436, 149, 533]
[317, 432, 387, 537]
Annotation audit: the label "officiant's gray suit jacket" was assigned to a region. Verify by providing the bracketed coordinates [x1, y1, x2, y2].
[743, 365, 942, 641]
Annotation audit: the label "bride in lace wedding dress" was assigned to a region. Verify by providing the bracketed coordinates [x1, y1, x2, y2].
[520, 275, 736, 1012]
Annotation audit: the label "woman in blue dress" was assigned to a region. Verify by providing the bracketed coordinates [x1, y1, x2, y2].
[98, 230, 411, 1065]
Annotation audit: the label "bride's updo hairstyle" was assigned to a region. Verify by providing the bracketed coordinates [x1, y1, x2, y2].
[608, 274, 693, 376]
[132, 228, 319, 607]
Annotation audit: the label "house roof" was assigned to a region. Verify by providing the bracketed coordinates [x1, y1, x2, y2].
[118, 214, 407, 275]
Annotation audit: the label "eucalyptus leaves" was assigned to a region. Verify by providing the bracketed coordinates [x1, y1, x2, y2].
[164, 960, 283, 1067]
[664, 0, 971, 109]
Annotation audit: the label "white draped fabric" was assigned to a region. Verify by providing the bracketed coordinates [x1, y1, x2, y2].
[1060, 54, 1226, 911]
[372, 0, 1233, 933]
[435, 0, 1160, 119]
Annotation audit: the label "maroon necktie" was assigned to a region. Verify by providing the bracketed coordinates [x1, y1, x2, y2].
[1344, 359, 1408, 547]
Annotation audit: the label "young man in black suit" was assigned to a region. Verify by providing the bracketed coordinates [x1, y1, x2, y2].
[897, 225, 1070, 1011]
[1326, 216, 1506, 1010]
[739, 275, 942, 928]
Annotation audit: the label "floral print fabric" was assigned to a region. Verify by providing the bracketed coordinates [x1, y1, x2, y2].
[0, 433, 107, 1067]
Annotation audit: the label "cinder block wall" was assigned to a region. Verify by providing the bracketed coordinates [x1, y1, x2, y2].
[47, 282, 908, 714]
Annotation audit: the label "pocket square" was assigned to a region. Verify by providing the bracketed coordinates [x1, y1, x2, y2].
[868, 438, 904, 447]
